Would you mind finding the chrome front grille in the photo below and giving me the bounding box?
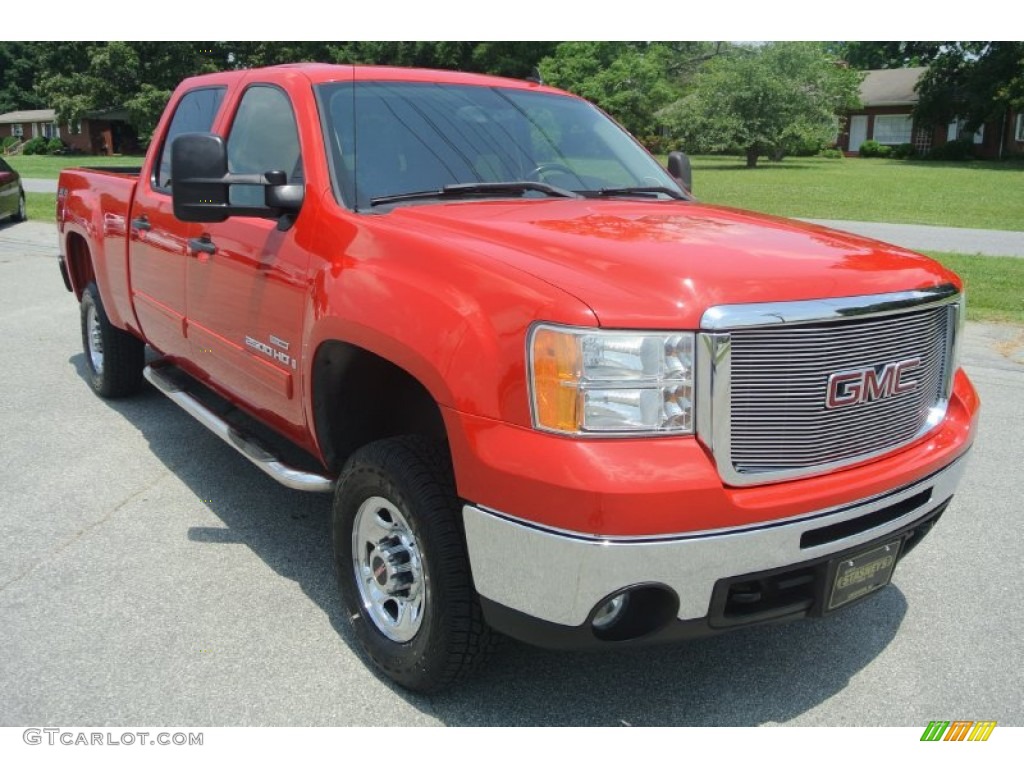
[697,285,960,486]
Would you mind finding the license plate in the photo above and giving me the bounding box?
[827,540,901,611]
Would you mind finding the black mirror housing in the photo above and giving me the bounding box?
[266,183,304,211]
[171,133,304,223]
[171,133,231,223]
[667,151,693,194]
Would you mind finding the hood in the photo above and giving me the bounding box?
[388,199,959,329]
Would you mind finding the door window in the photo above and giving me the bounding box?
[226,85,303,207]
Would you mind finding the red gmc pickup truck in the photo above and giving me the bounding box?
[57,64,979,692]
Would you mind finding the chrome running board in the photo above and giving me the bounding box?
[143,364,335,493]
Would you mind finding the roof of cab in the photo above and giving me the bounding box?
[180,63,567,96]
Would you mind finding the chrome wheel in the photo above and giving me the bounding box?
[352,495,425,642]
[86,303,104,374]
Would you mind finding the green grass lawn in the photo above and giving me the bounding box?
[684,155,1024,232]
[6,154,145,179]
[25,192,56,221]
[925,251,1024,324]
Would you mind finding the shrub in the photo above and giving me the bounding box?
[640,134,670,155]
[789,138,826,157]
[858,139,894,158]
[890,142,916,159]
[1,136,18,152]
[46,138,65,155]
[927,138,975,161]
[818,148,844,159]
[21,136,49,155]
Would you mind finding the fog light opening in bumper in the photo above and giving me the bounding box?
[592,593,630,631]
[590,585,679,642]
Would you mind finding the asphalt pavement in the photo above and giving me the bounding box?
[801,218,1024,258]
[1,219,1022,726]
[20,178,57,194]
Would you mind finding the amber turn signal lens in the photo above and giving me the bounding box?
[531,328,581,432]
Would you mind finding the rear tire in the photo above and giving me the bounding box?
[333,435,495,692]
[80,282,144,398]
[14,193,26,222]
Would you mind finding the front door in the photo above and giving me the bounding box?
[185,83,310,435]
[849,115,868,153]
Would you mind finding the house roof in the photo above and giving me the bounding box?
[0,109,57,124]
[859,67,927,107]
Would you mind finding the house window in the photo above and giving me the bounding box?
[874,114,914,144]
[11,123,23,138]
[42,122,60,140]
[947,118,985,144]
[1015,113,1024,143]
[67,121,82,135]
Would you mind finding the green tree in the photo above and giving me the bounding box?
[914,42,1024,148]
[0,42,47,114]
[37,42,222,143]
[661,42,862,167]
[539,42,682,138]
[838,41,944,70]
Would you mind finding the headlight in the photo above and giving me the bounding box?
[529,324,695,435]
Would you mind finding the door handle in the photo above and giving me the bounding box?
[188,236,216,256]
[130,216,151,232]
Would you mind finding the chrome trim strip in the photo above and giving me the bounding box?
[695,333,729,452]
[144,365,335,493]
[942,300,961,399]
[700,284,959,330]
[463,455,968,626]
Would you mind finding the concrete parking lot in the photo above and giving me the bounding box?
[1,219,1022,726]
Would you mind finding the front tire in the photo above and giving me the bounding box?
[333,436,494,692]
[80,282,144,398]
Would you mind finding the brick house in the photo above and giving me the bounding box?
[0,108,139,155]
[839,67,1024,158]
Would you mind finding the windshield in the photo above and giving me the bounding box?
[316,81,681,210]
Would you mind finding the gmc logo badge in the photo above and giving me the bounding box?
[826,358,921,409]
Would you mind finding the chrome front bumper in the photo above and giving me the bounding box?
[463,454,968,628]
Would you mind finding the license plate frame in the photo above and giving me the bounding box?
[827,540,901,612]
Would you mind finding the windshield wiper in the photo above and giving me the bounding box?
[370,181,579,207]
[580,186,686,200]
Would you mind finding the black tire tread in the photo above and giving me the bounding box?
[334,435,497,692]
[81,282,144,398]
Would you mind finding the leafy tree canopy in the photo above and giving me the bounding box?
[913,42,1024,133]
[838,41,945,70]
[0,42,47,114]
[661,42,862,167]
[539,41,724,139]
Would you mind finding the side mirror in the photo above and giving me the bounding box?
[667,151,693,194]
[171,133,304,223]
[171,133,230,222]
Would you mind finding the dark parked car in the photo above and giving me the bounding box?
[0,157,27,223]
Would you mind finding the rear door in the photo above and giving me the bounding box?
[128,86,225,358]
[185,81,311,434]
